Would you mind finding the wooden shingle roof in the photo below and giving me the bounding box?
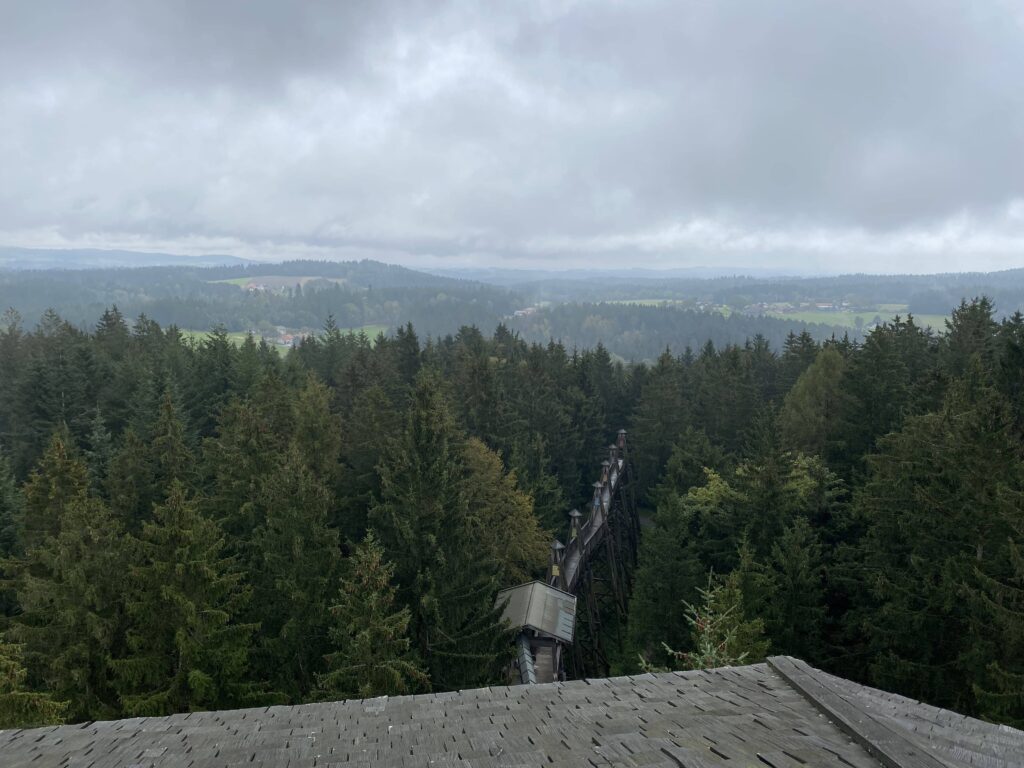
[1,657,1020,767]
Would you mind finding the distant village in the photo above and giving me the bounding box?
[742,300,853,314]
[272,326,302,346]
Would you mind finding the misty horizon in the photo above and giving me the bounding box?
[7,244,1024,280]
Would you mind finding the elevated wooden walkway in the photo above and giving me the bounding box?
[500,430,639,685]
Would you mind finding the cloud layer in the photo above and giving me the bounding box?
[2,0,1023,271]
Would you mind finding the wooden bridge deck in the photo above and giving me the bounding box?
[503,432,637,685]
[559,458,622,593]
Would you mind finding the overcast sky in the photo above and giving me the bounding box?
[2,1,1023,272]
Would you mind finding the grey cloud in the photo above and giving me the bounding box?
[0,0,1022,270]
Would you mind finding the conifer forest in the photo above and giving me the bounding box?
[1,297,1023,730]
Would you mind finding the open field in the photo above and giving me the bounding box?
[210,275,348,290]
[340,323,389,339]
[180,329,257,345]
[598,298,948,332]
[603,299,690,307]
[764,310,948,331]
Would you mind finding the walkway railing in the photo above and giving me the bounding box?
[499,429,637,684]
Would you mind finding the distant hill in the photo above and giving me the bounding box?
[0,258,517,338]
[428,264,1024,317]
[426,265,813,285]
[0,247,253,270]
[202,259,470,289]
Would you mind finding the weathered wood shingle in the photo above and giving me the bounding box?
[1,659,1020,767]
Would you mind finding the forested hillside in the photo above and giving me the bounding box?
[1,298,1023,728]
[456,267,1024,313]
[0,260,854,360]
[509,302,850,358]
[0,261,516,339]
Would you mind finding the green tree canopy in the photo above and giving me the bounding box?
[316,532,428,700]
[113,481,255,716]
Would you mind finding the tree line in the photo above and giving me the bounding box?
[509,301,849,360]
[626,298,1024,727]
[1,297,1022,728]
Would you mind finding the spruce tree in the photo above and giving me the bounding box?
[694,344,759,455]
[631,350,688,502]
[15,314,96,473]
[763,518,826,662]
[967,485,1024,726]
[451,326,511,448]
[778,330,820,394]
[20,428,89,551]
[508,435,567,534]
[733,411,804,558]
[186,327,239,437]
[369,371,513,689]
[233,333,265,396]
[150,389,194,490]
[0,310,26,465]
[0,633,66,728]
[851,363,1024,713]
[93,306,134,434]
[105,429,156,532]
[419,541,513,691]
[203,395,289,544]
[0,449,21,618]
[627,492,707,667]
[835,316,938,477]
[316,532,428,700]
[14,493,128,722]
[251,447,340,702]
[685,571,769,669]
[942,297,999,379]
[995,311,1024,434]
[339,384,401,539]
[779,347,849,458]
[729,538,773,634]
[0,449,20,559]
[84,408,113,495]
[392,322,422,388]
[652,427,728,507]
[644,571,768,672]
[369,371,465,595]
[291,374,343,486]
[114,481,255,716]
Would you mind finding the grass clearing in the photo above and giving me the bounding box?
[340,324,389,339]
[180,329,260,346]
[765,310,948,331]
[209,275,348,291]
[603,298,690,307]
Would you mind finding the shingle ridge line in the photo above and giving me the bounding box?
[767,655,949,768]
